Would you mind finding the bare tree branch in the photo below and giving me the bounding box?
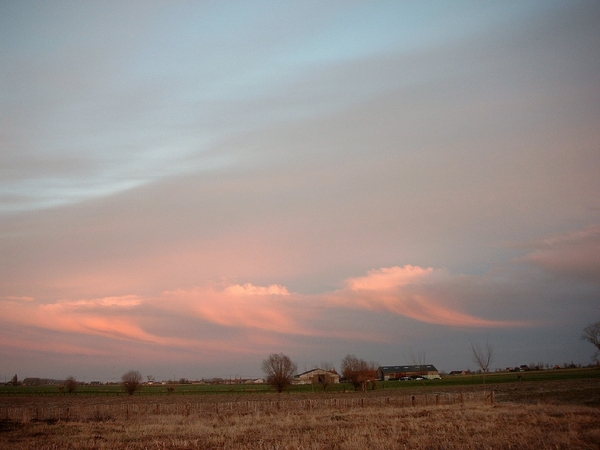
[64,376,78,394]
[122,370,142,395]
[341,354,377,391]
[471,338,494,386]
[471,340,493,372]
[262,353,297,393]
[582,321,600,362]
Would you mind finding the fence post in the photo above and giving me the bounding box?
[411,395,416,407]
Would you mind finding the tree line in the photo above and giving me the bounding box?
[6,322,599,395]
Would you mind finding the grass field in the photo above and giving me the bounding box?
[1,371,599,449]
[2,367,598,397]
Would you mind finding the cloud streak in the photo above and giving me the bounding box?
[333,266,531,328]
[0,264,533,364]
[517,225,600,284]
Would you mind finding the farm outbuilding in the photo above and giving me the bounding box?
[294,368,340,385]
[377,365,440,381]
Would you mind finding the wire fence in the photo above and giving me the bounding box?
[0,390,495,423]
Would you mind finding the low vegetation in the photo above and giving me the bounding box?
[0,377,598,449]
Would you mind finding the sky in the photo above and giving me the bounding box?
[1,1,599,383]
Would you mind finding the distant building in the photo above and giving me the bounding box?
[22,378,63,386]
[377,365,440,381]
[294,368,340,385]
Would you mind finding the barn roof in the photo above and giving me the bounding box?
[295,368,339,377]
[378,365,438,373]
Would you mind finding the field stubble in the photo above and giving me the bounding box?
[1,379,599,449]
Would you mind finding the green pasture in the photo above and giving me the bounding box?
[1,367,598,396]
[379,366,600,389]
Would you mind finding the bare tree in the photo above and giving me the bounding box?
[262,353,297,393]
[582,321,600,362]
[122,370,142,395]
[64,376,78,394]
[471,338,494,386]
[407,347,426,366]
[341,354,377,391]
[407,347,427,380]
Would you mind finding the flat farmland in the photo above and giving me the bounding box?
[1,378,599,449]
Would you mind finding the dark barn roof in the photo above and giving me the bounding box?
[379,365,438,373]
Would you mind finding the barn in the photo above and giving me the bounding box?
[377,365,440,381]
[294,368,340,385]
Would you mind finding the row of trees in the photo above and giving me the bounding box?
[56,371,143,395]
[9,323,598,395]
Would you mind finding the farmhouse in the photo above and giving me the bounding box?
[294,368,340,385]
[377,365,441,381]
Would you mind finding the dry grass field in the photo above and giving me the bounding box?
[1,379,599,449]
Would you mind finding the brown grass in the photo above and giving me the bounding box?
[1,379,599,449]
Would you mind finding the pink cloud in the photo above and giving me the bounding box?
[345,265,436,290]
[3,296,35,302]
[225,283,290,296]
[0,265,530,361]
[0,296,192,347]
[0,334,110,357]
[161,284,310,336]
[517,224,600,283]
[332,265,529,328]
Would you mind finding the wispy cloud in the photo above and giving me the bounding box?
[517,225,600,284]
[0,265,531,362]
[331,266,531,328]
[161,284,307,335]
